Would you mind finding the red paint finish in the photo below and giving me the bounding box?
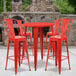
[44,18,62,55]
[33,27,38,70]
[17,20,34,55]
[3,19,31,75]
[23,22,54,70]
[23,22,54,27]
[45,18,73,74]
[40,28,44,59]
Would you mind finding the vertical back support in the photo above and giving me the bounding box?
[61,18,71,37]
[3,19,15,38]
[54,18,62,35]
[17,20,24,36]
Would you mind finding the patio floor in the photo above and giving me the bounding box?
[0,45,76,76]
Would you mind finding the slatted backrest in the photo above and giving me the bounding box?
[54,18,62,35]
[3,19,15,38]
[16,20,24,35]
[17,20,28,36]
[61,18,73,38]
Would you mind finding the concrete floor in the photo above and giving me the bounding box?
[0,45,76,76]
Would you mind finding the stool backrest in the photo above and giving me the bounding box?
[54,18,62,35]
[17,20,27,36]
[16,20,24,36]
[61,18,73,38]
[3,19,15,39]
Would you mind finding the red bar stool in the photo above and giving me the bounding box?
[44,18,62,56]
[45,18,73,74]
[3,19,31,75]
[16,20,34,55]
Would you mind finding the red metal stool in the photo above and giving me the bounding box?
[45,18,73,74]
[3,19,31,75]
[44,18,62,56]
[17,20,34,55]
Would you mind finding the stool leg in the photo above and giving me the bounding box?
[45,40,51,70]
[19,42,21,67]
[22,42,25,64]
[66,39,71,70]
[5,39,10,70]
[55,42,57,66]
[25,40,31,71]
[50,42,52,54]
[44,33,49,56]
[14,40,18,75]
[57,40,62,74]
[52,42,55,58]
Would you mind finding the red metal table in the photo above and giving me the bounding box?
[23,22,55,70]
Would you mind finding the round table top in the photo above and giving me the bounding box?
[23,22,55,27]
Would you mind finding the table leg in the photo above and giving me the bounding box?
[33,27,38,71]
[57,40,62,74]
[40,28,43,59]
[14,39,18,75]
